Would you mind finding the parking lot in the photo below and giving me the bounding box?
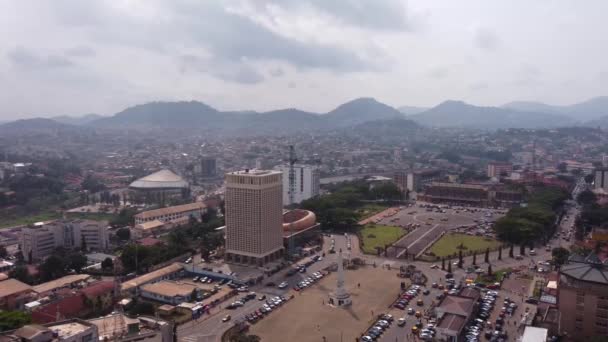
[375,203,505,258]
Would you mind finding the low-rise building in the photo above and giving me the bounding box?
[32,274,91,297]
[435,288,480,341]
[121,263,183,294]
[487,162,513,178]
[134,202,206,225]
[2,319,98,342]
[87,313,173,342]
[0,278,35,310]
[140,281,197,305]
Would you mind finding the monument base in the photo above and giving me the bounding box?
[328,293,352,307]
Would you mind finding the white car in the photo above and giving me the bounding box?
[278,281,289,289]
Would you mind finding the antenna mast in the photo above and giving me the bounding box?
[288,145,297,257]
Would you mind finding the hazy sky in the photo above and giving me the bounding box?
[1,0,608,119]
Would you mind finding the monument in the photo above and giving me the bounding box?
[329,249,352,307]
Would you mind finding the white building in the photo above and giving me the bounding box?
[20,220,109,262]
[595,168,608,190]
[277,165,320,205]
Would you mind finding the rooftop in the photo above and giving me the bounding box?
[227,169,282,176]
[561,253,608,285]
[437,313,466,333]
[135,219,165,230]
[437,295,476,317]
[129,169,189,189]
[49,321,92,339]
[33,274,91,294]
[140,281,197,298]
[121,263,183,292]
[0,278,33,298]
[87,314,139,341]
[134,202,205,220]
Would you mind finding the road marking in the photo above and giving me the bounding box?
[395,224,440,258]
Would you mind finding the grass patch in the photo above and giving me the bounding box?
[428,233,501,258]
[66,212,116,221]
[0,211,61,229]
[355,203,389,220]
[360,224,406,254]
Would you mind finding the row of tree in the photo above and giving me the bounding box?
[301,180,402,232]
[494,186,569,246]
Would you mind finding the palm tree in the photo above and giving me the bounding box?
[484,248,490,263]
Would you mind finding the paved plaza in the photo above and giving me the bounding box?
[251,266,405,342]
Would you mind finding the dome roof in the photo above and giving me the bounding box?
[129,169,189,189]
[283,209,317,232]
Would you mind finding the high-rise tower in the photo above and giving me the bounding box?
[224,169,284,266]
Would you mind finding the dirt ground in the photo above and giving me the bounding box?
[250,265,406,342]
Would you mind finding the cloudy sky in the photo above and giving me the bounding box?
[1,0,607,119]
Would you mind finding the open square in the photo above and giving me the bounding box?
[250,266,405,342]
[359,224,407,254]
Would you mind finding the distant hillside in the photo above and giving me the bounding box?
[411,100,574,129]
[586,115,608,128]
[87,98,405,133]
[323,98,403,126]
[398,105,429,116]
[503,96,608,122]
[0,118,91,136]
[51,114,104,125]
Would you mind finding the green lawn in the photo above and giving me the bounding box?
[355,203,389,220]
[428,233,501,258]
[360,224,406,254]
[0,211,61,229]
[66,212,116,221]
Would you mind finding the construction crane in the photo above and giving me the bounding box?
[288,145,298,257]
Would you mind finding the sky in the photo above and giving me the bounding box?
[1,0,608,119]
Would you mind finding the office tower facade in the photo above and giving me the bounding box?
[200,157,217,178]
[20,220,109,262]
[224,169,284,266]
[487,162,513,178]
[277,165,320,205]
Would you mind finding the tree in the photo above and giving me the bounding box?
[110,208,137,228]
[0,245,7,258]
[520,244,526,256]
[584,174,595,184]
[552,247,570,267]
[0,311,32,332]
[441,258,445,271]
[487,264,493,276]
[509,244,514,258]
[129,300,155,316]
[458,250,463,268]
[39,255,67,282]
[485,248,490,263]
[472,252,477,266]
[101,257,114,270]
[557,162,567,173]
[577,190,597,206]
[116,227,131,240]
[9,264,33,284]
[447,259,452,273]
[68,252,87,273]
[190,288,198,302]
[498,246,502,260]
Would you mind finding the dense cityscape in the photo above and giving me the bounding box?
[2,2,608,342]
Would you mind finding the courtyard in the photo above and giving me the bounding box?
[250,265,405,342]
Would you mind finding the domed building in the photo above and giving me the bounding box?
[129,169,190,204]
[282,209,321,249]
